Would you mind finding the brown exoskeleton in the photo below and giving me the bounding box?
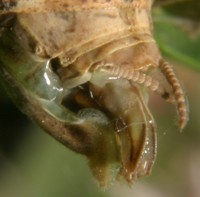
[0,0,188,187]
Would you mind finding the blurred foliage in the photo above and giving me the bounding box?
[161,0,200,21]
[0,3,200,197]
[153,8,200,71]
[0,123,109,197]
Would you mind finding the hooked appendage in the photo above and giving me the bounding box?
[159,59,188,129]
[100,60,188,130]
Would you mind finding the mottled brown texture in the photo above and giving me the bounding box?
[0,0,188,187]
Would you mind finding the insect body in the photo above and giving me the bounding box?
[0,0,188,187]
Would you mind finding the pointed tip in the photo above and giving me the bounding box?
[179,116,189,132]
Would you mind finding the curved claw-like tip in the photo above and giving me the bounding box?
[65,73,157,187]
[159,59,189,130]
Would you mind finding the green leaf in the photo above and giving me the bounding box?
[153,9,200,71]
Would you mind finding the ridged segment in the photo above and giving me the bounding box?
[101,65,162,94]
[159,59,188,129]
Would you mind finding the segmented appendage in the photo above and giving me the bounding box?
[100,65,169,99]
[100,62,188,130]
[159,59,188,129]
